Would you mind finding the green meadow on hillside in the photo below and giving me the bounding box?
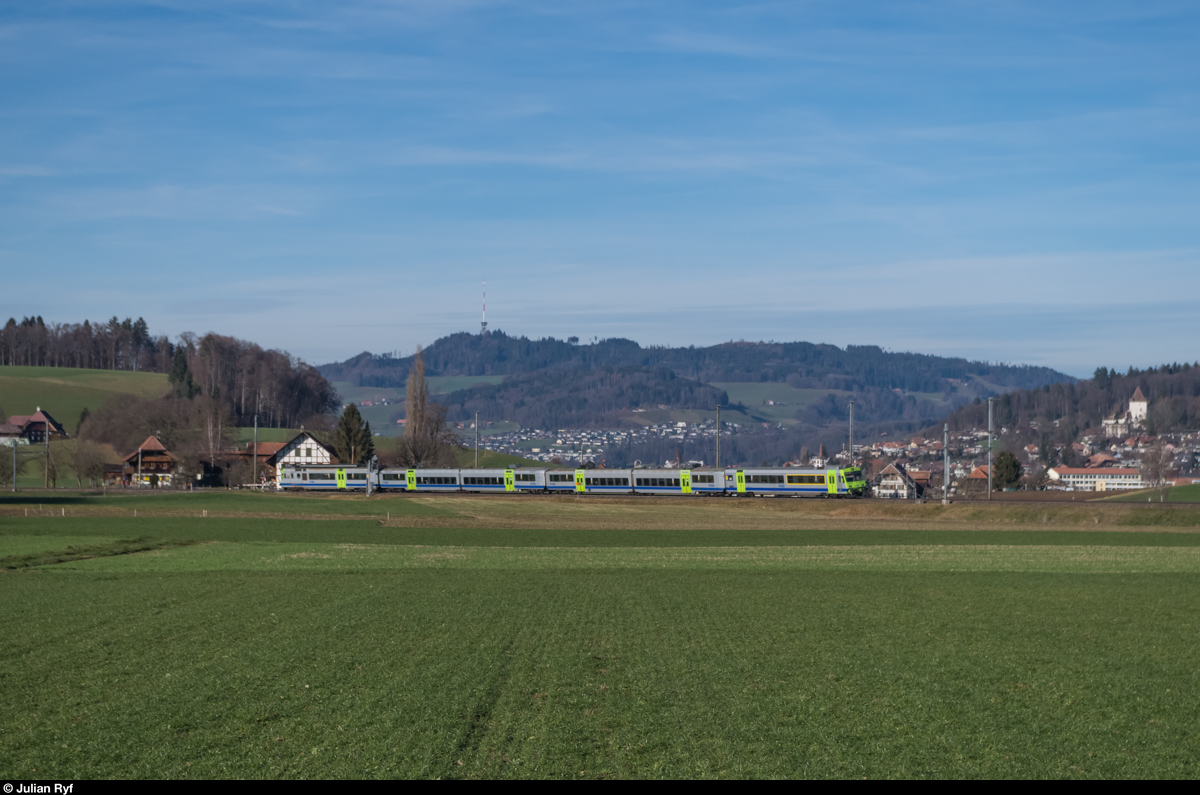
[0,366,169,432]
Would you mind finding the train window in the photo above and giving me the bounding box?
[816,476,825,484]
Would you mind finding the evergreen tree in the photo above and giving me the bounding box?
[167,347,197,398]
[75,406,90,437]
[993,451,1023,490]
[333,403,374,465]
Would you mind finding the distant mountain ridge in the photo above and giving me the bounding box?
[319,331,1074,435]
[321,330,1070,393]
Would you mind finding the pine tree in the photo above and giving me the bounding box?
[993,451,1022,490]
[333,404,373,465]
[168,347,197,398]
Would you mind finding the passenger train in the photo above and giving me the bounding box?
[278,464,868,497]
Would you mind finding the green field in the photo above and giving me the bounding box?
[0,366,169,432]
[2,493,1199,778]
[234,427,299,444]
[1109,483,1200,504]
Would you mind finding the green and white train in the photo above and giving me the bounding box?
[278,464,868,497]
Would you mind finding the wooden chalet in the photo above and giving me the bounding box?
[115,435,179,488]
[3,407,68,444]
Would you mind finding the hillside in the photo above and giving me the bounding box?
[322,331,1069,393]
[0,366,169,433]
[319,331,1074,442]
[934,363,1200,447]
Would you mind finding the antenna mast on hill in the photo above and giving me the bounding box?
[481,281,488,335]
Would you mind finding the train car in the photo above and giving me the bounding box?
[544,469,634,494]
[545,469,579,493]
[631,468,721,495]
[510,469,548,491]
[582,469,634,494]
[458,468,548,492]
[378,468,460,492]
[280,464,371,491]
[724,466,866,497]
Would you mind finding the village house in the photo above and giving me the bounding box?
[875,463,922,499]
[2,407,68,444]
[267,431,338,471]
[114,435,178,488]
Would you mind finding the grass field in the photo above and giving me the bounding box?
[2,492,1198,778]
[1109,483,1200,504]
[0,366,169,431]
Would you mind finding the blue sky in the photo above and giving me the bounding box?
[1,1,1198,376]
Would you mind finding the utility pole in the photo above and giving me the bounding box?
[987,397,994,501]
[943,423,950,505]
[716,405,721,469]
[474,412,479,468]
[253,414,258,486]
[137,447,142,489]
[848,400,855,466]
[44,417,50,489]
[11,440,16,492]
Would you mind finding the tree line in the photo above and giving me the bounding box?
[1,316,171,371]
[937,362,1200,446]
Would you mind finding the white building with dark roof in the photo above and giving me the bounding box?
[1103,388,1148,439]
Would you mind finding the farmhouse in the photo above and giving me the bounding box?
[117,435,179,488]
[3,407,68,444]
[268,431,338,469]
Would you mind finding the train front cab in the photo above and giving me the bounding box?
[841,467,867,497]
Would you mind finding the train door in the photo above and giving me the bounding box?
[680,470,692,494]
[574,469,586,493]
[735,470,746,494]
[826,469,838,495]
[405,469,416,491]
[336,469,347,490]
[504,470,515,492]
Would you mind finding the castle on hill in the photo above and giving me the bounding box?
[1101,387,1148,438]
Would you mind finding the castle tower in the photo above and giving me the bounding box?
[1129,387,1147,423]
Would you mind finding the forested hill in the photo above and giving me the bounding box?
[936,363,1200,441]
[320,330,1071,394]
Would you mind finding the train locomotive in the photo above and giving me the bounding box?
[278,463,868,497]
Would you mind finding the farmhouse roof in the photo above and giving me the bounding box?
[5,409,67,437]
[247,442,288,457]
[122,435,176,463]
[0,423,23,436]
[968,465,990,479]
[1131,387,1147,402]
